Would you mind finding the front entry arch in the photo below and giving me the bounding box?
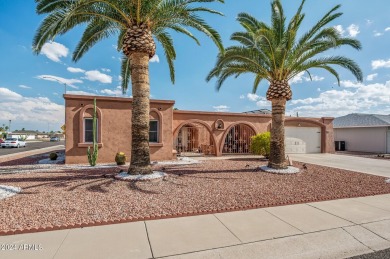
[221,123,257,154]
[173,121,217,156]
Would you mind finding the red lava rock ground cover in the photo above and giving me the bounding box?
[1,158,390,234]
[0,151,64,166]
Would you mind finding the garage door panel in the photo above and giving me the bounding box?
[285,127,321,154]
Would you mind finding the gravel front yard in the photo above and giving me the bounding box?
[1,158,390,234]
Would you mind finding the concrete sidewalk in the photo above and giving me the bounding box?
[1,194,390,259]
[290,154,390,178]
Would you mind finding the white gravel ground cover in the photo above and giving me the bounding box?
[115,171,166,181]
[260,166,300,174]
[152,157,200,165]
[38,154,65,164]
[0,185,21,200]
[386,179,390,184]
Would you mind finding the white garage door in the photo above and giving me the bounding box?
[285,127,321,154]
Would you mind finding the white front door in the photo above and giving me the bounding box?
[285,127,321,154]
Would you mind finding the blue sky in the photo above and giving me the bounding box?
[1,0,390,132]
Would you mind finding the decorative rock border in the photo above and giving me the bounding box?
[114,171,166,181]
[2,191,390,236]
[259,166,300,174]
[152,157,200,166]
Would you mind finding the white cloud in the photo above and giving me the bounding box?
[101,68,111,73]
[213,105,229,112]
[289,72,305,84]
[247,93,260,101]
[100,89,123,96]
[288,80,390,117]
[334,25,345,35]
[36,75,81,89]
[67,90,95,96]
[366,73,378,81]
[374,31,383,37]
[150,55,160,63]
[334,24,360,38]
[0,87,23,101]
[0,87,64,131]
[18,85,31,89]
[239,95,245,99]
[317,88,321,92]
[372,59,390,70]
[340,80,364,88]
[40,42,69,62]
[255,96,270,108]
[366,19,373,26]
[347,24,360,37]
[289,72,323,84]
[385,27,390,31]
[310,75,325,82]
[67,67,85,73]
[84,70,112,84]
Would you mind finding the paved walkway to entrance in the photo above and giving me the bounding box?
[1,194,390,259]
[290,154,390,178]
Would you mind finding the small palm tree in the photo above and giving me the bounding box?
[207,0,362,169]
[33,0,224,175]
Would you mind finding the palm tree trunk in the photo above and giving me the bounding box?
[128,52,153,175]
[268,98,288,169]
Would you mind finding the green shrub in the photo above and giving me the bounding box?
[115,152,127,165]
[250,132,271,158]
[49,152,58,160]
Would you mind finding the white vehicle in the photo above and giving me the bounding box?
[1,138,26,148]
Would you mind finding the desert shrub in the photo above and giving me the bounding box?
[49,152,58,160]
[115,152,127,165]
[250,132,271,158]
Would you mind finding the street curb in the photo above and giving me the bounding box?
[0,145,65,163]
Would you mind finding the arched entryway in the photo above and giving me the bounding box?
[221,123,256,154]
[174,122,216,156]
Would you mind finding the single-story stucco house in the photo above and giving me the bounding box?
[334,113,390,153]
[8,131,38,140]
[64,94,335,164]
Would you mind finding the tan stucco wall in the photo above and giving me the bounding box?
[64,95,175,164]
[334,127,387,153]
[64,95,334,164]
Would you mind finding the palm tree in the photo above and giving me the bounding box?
[33,0,224,175]
[207,0,362,169]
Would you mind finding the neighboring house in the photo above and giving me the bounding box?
[64,95,335,164]
[334,113,390,153]
[36,133,50,139]
[9,130,38,140]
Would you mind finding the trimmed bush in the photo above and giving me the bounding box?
[115,152,127,165]
[49,152,58,160]
[250,132,271,158]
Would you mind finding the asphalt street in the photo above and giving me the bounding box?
[0,140,64,156]
[350,248,390,259]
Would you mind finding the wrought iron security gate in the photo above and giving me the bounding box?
[223,124,255,154]
[175,123,215,155]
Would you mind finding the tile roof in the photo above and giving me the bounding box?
[334,113,390,128]
[243,109,272,114]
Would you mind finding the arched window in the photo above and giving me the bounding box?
[78,104,103,147]
[149,110,162,144]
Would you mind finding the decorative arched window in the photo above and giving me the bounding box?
[149,110,162,144]
[78,104,103,147]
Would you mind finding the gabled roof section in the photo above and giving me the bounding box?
[334,113,390,128]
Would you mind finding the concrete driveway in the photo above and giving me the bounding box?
[290,154,390,178]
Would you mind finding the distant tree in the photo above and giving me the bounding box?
[61,124,66,134]
[22,128,25,131]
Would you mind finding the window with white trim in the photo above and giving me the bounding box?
[149,120,159,143]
